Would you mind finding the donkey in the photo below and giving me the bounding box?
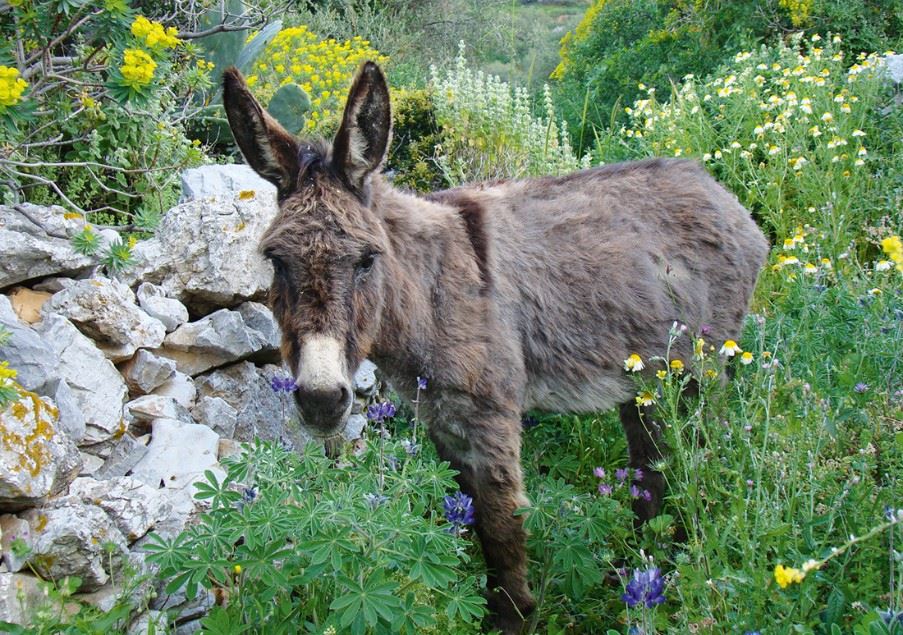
[223,61,769,633]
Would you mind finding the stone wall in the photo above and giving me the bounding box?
[0,166,377,631]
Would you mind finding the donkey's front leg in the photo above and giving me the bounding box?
[432,415,535,634]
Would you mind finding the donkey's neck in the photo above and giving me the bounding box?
[368,178,490,391]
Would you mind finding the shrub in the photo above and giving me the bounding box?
[0,2,211,228]
[388,88,450,193]
[245,25,388,133]
[595,34,902,252]
[553,0,903,150]
[145,433,488,633]
[428,45,589,186]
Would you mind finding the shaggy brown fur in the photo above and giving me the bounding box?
[223,62,769,633]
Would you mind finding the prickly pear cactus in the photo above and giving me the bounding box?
[266,83,311,134]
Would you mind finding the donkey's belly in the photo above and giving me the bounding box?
[524,372,633,414]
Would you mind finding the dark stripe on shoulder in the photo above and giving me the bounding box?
[427,191,491,292]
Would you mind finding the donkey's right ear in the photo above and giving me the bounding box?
[222,67,300,198]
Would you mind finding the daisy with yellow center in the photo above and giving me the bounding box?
[623,354,644,372]
[635,390,656,407]
[740,351,754,365]
[720,340,742,357]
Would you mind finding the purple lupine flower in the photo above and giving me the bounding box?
[443,491,476,534]
[367,401,396,422]
[593,467,606,479]
[598,483,613,496]
[854,382,869,393]
[633,468,644,482]
[417,376,428,390]
[616,468,629,482]
[364,492,389,509]
[270,375,297,393]
[642,489,652,502]
[622,567,666,608]
[401,439,420,456]
[629,484,642,499]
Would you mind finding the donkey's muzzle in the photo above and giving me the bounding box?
[295,383,352,432]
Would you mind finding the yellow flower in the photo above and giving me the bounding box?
[120,48,156,89]
[656,370,667,380]
[740,351,754,365]
[131,15,180,51]
[623,354,645,373]
[0,65,28,108]
[127,235,138,249]
[669,359,684,373]
[0,361,18,383]
[694,338,706,358]
[720,340,742,357]
[635,390,656,407]
[233,564,242,574]
[774,564,805,588]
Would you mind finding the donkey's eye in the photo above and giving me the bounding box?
[355,251,377,278]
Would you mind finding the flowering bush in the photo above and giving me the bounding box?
[598,34,900,251]
[245,25,387,132]
[145,431,488,632]
[0,2,211,227]
[429,44,590,185]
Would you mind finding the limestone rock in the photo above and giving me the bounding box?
[128,610,168,635]
[121,165,278,314]
[34,315,128,445]
[78,452,104,477]
[0,572,51,626]
[119,349,177,397]
[152,371,196,410]
[43,277,166,362]
[130,418,221,516]
[353,360,378,397]
[191,395,238,438]
[195,362,308,446]
[160,307,280,376]
[0,204,96,289]
[136,282,189,332]
[886,54,903,84]
[0,388,82,509]
[93,434,149,481]
[7,287,51,324]
[126,395,193,425]
[21,500,128,592]
[0,295,58,393]
[0,514,32,572]
[68,477,171,543]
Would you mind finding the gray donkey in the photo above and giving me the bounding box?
[223,61,769,633]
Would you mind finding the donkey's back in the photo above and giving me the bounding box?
[438,158,769,414]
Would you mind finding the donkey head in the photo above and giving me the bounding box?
[223,62,392,438]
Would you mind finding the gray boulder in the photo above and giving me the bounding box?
[121,165,278,314]
[195,361,308,446]
[130,418,221,517]
[191,395,238,438]
[153,370,197,409]
[34,315,128,445]
[353,359,378,397]
[126,394,193,425]
[68,476,172,543]
[0,204,95,289]
[0,295,57,393]
[119,349,177,397]
[0,389,82,509]
[159,306,280,376]
[136,282,189,332]
[0,514,32,572]
[93,434,149,481]
[21,500,128,592]
[42,277,166,362]
[0,572,52,626]
[885,54,903,84]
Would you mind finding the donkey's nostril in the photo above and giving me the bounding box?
[296,383,352,422]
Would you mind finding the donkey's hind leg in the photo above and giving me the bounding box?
[430,414,535,635]
[619,401,666,522]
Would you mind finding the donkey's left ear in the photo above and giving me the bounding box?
[332,61,392,193]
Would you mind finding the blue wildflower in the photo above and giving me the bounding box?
[622,567,666,608]
[417,376,428,390]
[270,374,297,393]
[367,401,396,423]
[854,382,869,393]
[364,492,389,509]
[616,467,629,482]
[878,609,903,627]
[521,415,539,429]
[443,491,476,534]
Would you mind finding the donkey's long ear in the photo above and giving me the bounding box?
[332,61,391,193]
[222,67,300,199]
